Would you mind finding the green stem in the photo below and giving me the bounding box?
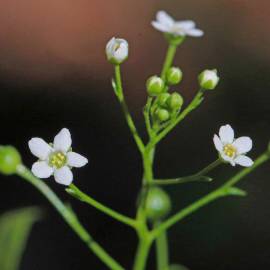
[149,90,204,148]
[66,184,137,228]
[151,152,269,238]
[154,221,169,270]
[153,159,221,186]
[16,165,124,270]
[144,97,153,138]
[132,238,152,270]
[114,65,145,153]
[161,44,178,80]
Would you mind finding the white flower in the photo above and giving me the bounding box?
[152,11,203,37]
[213,124,253,167]
[106,37,129,64]
[28,128,88,186]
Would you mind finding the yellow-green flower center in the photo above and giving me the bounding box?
[223,144,237,158]
[49,151,67,169]
[113,43,121,51]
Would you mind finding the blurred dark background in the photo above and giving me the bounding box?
[1,0,270,269]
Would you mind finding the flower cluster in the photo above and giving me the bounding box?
[27,11,254,191]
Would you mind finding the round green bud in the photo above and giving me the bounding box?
[0,146,21,175]
[167,92,183,111]
[157,93,171,107]
[166,67,183,85]
[146,76,165,96]
[198,69,219,90]
[145,187,172,221]
[155,108,170,122]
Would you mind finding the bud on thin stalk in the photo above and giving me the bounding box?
[106,37,129,65]
[166,67,183,85]
[198,69,219,90]
[146,76,165,96]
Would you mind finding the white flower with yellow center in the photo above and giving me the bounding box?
[28,128,88,186]
[152,11,203,37]
[213,124,253,167]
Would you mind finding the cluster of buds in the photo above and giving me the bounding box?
[145,67,183,125]
[154,92,183,123]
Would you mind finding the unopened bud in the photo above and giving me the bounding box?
[106,37,129,65]
[146,76,165,96]
[166,67,183,85]
[167,92,183,111]
[156,108,170,122]
[157,93,170,107]
[198,69,219,90]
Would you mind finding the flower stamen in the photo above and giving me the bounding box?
[223,144,237,158]
[49,151,67,169]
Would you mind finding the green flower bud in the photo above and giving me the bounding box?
[166,67,183,85]
[198,69,219,90]
[145,187,172,221]
[157,93,171,107]
[146,76,165,96]
[0,146,21,175]
[167,92,183,111]
[155,108,170,122]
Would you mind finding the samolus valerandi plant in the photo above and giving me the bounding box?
[0,10,269,270]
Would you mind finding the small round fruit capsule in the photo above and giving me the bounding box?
[0,146,21,175]
[145,187,172,221]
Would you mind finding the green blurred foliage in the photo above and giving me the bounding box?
[0,207,42,270]
[170,264,189,270]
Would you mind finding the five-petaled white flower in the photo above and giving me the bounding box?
[152,10,204,37]
[213,124,253,167]
[29,128,88,186]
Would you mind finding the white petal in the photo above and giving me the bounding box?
[219,124,234,144]
[233,136,253,154]
[213,134,223,152]
[234,155,254,167]
[67,152,88,168]
[106,37,115,53]
[54,166,73,186]
[31,161,53,178]
[151,21,170,32]
[175,20,195,30]
[53,128,72,152]
[114,42,128,61]
[186,28,204,37]
[28,138,52,160]
[156,11,174,26]
[220,152,235,166]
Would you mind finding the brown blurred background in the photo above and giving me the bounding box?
[1,0,270,269]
